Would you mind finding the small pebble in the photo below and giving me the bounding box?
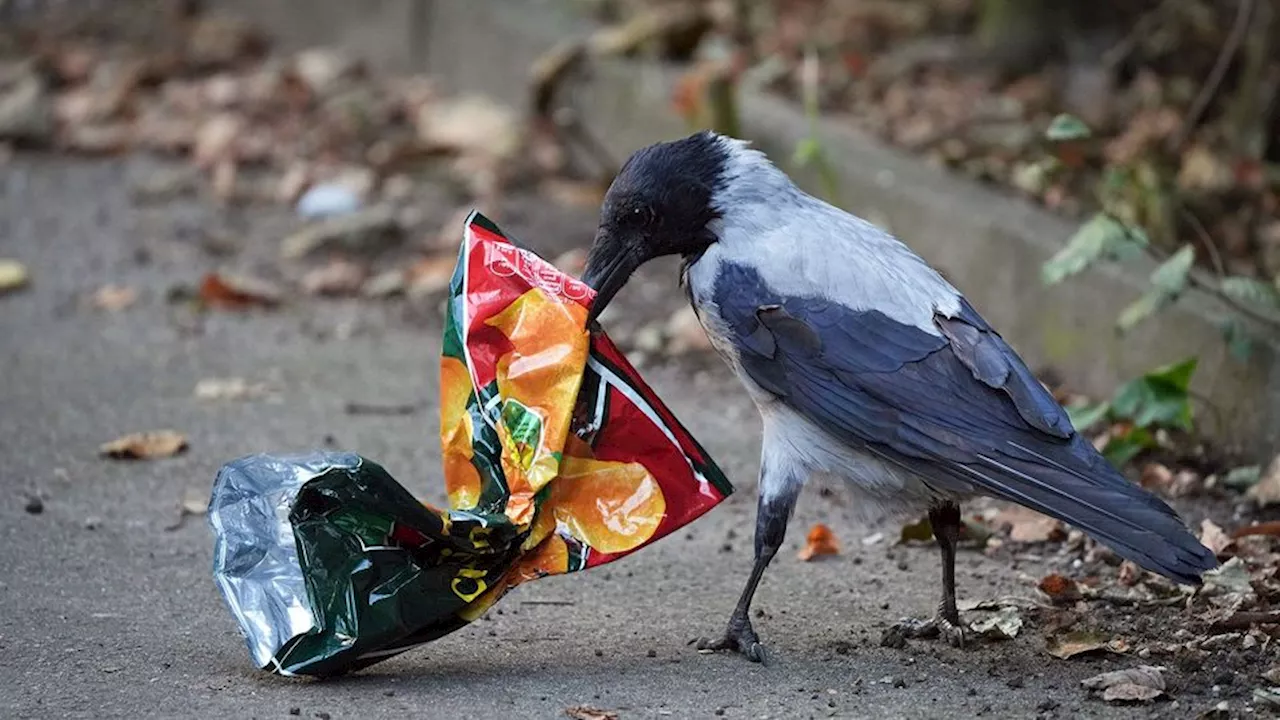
[1006,676,1024,689]
[314,713,331,720]
[646,649,657,658]
[288,710,300,717]
[1037,699,1058,711]
[594,649,603,657]
[83,516,101,530]
[24,495,43,514]
[892,677,906,688]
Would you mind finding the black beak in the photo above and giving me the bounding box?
[582,229,641,326]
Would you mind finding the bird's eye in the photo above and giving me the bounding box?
[621,205,652,229]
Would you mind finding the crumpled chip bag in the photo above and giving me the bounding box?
[208,211,734,677]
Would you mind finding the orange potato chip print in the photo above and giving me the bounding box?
[550,457,667,555]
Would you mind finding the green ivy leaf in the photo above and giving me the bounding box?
[1221,276,1280,312]
[1110,357,1197,430]
[1117,244,1195,332]
[1102,427,1155,467]
[1220,317,1255,362]
[1042,214,1148,286]
[1045,113,1092,141]
[1116,291,1165,333]
[1222,465,1262,490]
[1066,402,1110,432]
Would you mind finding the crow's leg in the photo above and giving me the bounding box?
[882,502,968,648]
[696,451,802,664]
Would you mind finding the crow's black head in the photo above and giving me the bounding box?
[582,131,731,322]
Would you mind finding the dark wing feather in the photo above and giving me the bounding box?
[714,263,1217,585]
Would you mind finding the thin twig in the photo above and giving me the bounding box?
[1101,0,1176,70]
[1178,204,1226,279]
[1175,0,1256,149]
[1113,213,1280,334]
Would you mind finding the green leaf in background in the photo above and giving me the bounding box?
[792,137,821,167]
[1110,357,1197,431]
[1116,244,1195,332]
[1220,317,1255,362]
[1222,465,1262,490]
[1066,401,1111,432]
[1102,427,1155,467]
[1220,276,1280,312]
[1042,213,1148,286]
[1045,113,1092,142]
[1116,291,1164,332]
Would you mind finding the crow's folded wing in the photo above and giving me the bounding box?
[712,262,1216,584]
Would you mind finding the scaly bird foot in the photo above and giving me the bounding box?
[693,617,769,664]
[880,615,968,649]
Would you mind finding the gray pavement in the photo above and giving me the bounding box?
[0,155,1213,719]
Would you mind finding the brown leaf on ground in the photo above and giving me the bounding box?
[564,706,619,720]
[92,284,138,311]
[406,254,456,299]
[1081,665,1166,703]
[1199,519,1234,556]
[99,430,188,460]
[797,523,840,561]
[198,272,283,310]
[0,259,30,294]
[192,113,243,168]
[301,259,366,296]
[1038,573,1082,604]
[1046,629,1125,659]
[1247,456,1280,507]
[164,488,210,531]
[416,95,520,161]
[994,505,1064,543]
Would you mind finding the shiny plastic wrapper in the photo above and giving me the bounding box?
[209,211,734,677]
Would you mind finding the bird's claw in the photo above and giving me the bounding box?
[693,622,769,664]
[881,615,968,649]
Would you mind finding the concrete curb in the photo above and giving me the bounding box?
[227,0,1278,455]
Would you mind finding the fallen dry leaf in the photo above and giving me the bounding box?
[92,284,138,311]
[797,523,840,561]
[99,431,188,460]
[1038,573,1082,604]
[994,505,1064,543]
[1247,455,1280,507]
[164,487,210,531]
[198,272,283,310]
[0,259,29,294]
[564,706,619,720]
[301,259,366,296]
[899,516,934,544]
[1046,629,1125,659]
[1199,518,1234,556]
[280,205,401,259]
[194,377,269,401]
[407,254,456,299]
[192,113,243,168]
[1081,665,1166,703]
[969,606,1023,640]
[416,94,520,161]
